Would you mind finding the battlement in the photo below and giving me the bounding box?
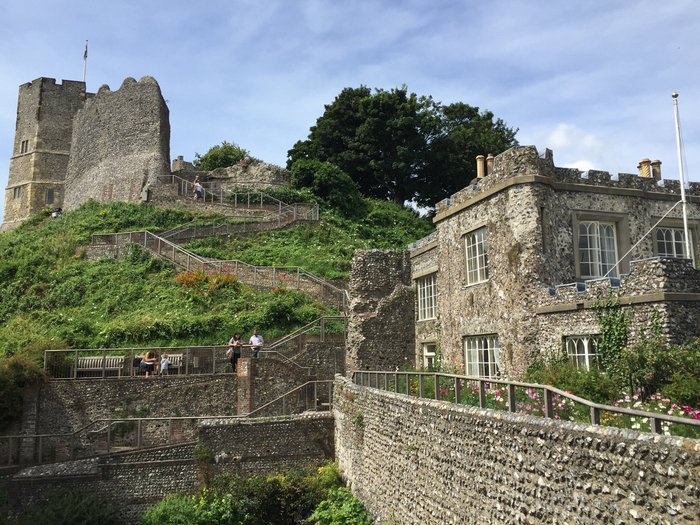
[435,146,700,217]
[537,257,700,308]
[19,77,89,96]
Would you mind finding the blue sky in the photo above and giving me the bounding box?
[1,0,699,220]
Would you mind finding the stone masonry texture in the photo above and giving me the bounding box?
[334,376,700,525]
[2,78,90,229]
[411,145,700,376]
[346,250,415,373]
[63,76,170,210]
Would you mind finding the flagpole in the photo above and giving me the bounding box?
[672,92,691,259]
[82,40,88,84]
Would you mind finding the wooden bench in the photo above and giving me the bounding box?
[75,355,126,377]
[161,353,183,374]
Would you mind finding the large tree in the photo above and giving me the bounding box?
[288,86,518,208]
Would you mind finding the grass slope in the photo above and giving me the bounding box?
[0,199,433,361]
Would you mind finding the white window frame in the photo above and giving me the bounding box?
[655,227,694,263]
[577,221,618,279]
[422,342,437,370]
[464,334,500,378]
[416,273,437,321]
[565,335,600,370]
[464,227,488,285]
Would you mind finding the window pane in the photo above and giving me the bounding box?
[464,335,500,378]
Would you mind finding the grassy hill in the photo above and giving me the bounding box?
[0,198,432,361]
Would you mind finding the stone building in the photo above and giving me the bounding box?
[410,146,700,377]
[2,78,92,229]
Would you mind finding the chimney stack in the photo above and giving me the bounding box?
[476,155,485,179]
[638,158,652,178]
[650,159,662,181]
[486,154,494,176]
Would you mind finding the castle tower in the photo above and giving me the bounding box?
[2,78,91,230]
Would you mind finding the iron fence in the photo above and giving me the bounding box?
[352,370,700,438]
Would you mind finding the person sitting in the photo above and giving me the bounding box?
[160,353,171,375]
[139,350,158,377]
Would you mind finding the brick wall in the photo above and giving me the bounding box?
[334,376,700,525]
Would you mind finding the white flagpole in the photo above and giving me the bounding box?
[82,40,88,84]
[672,92,691,259]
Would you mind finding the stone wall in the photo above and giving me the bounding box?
[8,414,334,524]
[334,376,700,525]
[63,76,170,210]
[210,158,290,190]
[36,375,237,436]
[346,250,415,373]
[199,413,334,476]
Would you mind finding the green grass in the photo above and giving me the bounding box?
[0,198,433,359]
[182,199,434,279]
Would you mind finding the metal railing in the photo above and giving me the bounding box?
[1,381,334,466]
[352,370,700,437]
[44,345,239,379]
[90,230,348,311]
[269,316,348,350]
[158,174,319,221]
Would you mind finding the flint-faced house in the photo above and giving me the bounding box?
[410,146,700,377]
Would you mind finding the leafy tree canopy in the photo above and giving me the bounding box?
[288,86,518,208]
[194,141,249,171]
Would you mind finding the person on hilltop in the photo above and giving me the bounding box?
[226,332,243,372]
[249,329,263,358]
[192,176,204,202]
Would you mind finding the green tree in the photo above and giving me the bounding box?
[288,86,517,208]
[194,141,249,171]
[290,159,366,218]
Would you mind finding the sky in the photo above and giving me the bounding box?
[1,0,699,220]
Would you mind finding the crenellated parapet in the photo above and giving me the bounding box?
[536,257,700,308]
[435,146,700,220]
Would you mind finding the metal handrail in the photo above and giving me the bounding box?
[245,380,334,417]
[1,381,334,466]
[351,370,700,436]
[269,316,348,349]
[90,229,348,311]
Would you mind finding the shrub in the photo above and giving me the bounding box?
[194,141,249,171]
[0,355,45,429]
[307,487,374,525]
[141,492,244,525]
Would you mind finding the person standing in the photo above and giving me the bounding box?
[227,332,242,372]
[193,179,204,201]
[249,329,263,358]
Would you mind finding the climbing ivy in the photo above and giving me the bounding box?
[594,293,629,378]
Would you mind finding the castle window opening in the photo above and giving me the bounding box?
[464,227,488,285]
[565,335,600,370]
[655,227,694,263]
[577,221,619,279]
[20,139,28,154]
[13,186,21,199]
[464,334,500,378]
[46,188,54,205]
[416,273,437,320]
[422,342,437,369]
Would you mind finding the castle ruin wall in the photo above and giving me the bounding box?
[63,76,170,210]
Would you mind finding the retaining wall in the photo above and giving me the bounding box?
[334,376,700,525]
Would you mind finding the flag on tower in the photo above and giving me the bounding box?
[83,41,88,60]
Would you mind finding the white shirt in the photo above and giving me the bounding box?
[249,334,264,347]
